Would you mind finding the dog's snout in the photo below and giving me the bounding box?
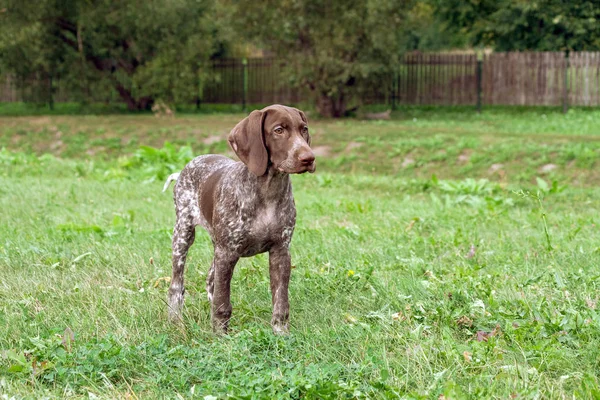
[298,151,315,165]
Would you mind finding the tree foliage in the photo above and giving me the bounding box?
[231,0,415,117]
[403,1,468,51]
[3,0,595,115]
[437,0,600,51]
[0,0,220,110]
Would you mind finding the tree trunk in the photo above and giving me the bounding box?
[115,83,153,111]
[54,27,153,111]
[315,91,347,118]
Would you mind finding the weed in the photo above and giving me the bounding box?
[122,142,194,181]
[514,189,554,252]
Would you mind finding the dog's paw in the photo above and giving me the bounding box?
[272,323,289,336]
[168,310,184,324]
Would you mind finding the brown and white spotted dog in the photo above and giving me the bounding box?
[163,104,315,334]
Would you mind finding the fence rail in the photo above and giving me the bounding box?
[2,51,600,110]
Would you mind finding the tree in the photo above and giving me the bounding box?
[0,0,220,110]
[436,0,600,51]
[231,0,415,117]
[403,1,469,51]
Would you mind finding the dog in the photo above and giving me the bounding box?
[163,104,315,334]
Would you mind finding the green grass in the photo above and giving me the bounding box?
[0,102,302,117]
[1,107,600,398]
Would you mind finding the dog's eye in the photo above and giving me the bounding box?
[274,127,284,134]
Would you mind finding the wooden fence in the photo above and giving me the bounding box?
[2,52,600,109]
[393,53,478,106]
[202,58,305,105]
[569,52,600,107]
[483,52,567,106]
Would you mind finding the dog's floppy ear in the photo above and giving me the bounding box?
[294,107,311,146]
[228,109,268,176]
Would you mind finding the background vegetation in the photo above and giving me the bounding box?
[2,0,598,116]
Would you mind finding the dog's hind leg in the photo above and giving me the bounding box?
[168,218,195,322]
[206,260,215,302]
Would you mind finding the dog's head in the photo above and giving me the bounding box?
[228,104,315,176]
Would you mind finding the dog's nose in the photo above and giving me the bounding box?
[298,151,315,165]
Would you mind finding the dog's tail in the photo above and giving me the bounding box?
[162,172,180,192]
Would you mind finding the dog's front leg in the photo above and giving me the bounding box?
[211,247,239,334]
[269,245,291,335]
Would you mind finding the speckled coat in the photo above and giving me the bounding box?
[165,105,315,334]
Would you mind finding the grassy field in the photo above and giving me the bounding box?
[1,106,600,398]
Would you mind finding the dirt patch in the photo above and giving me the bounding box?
[202,135,224,145]
[363,110,391,120]
[488,163,504,174]
[457,150,472,164]
[345,142,363,152]
[402,157,415,168]
[312,145,331,157]
[27,117,52,126]
[86,147,106,156]
[49,140,64,152]
[539,163,558,174]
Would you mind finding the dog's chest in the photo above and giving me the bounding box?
[256,203,278,230]
[250,201,293,237]
[232,200,295,256]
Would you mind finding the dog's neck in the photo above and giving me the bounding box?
[252,166,291,200]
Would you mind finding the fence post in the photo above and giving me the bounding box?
[48,74,54,111]
[242,58,248,112]
[196,68,201,110]
[391,69,397,111]
[476,53,483,113]
[562,50,569,114]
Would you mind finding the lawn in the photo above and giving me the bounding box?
[1,106,600,398]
